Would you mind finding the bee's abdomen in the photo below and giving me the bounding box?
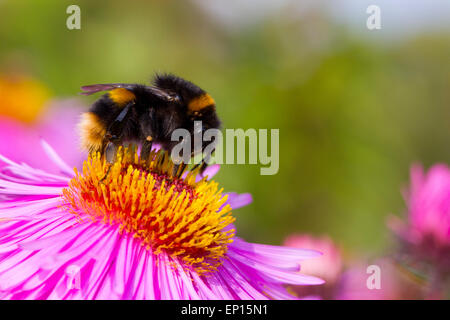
[187,93,215,112]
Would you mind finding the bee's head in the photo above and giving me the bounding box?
[153,74,216,112]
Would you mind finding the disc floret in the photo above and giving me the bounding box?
[63,147,235,274]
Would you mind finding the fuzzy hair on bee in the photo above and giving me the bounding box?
[78,74,221,175]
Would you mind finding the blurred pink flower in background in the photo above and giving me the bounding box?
[336,258,422,300]
[284,235,425,299]
[283,234,342,299]
[0,100,86,173]
[0,73,86,173]
[389,164,450,297]
[284,234,342,283]
[405,164,450,247]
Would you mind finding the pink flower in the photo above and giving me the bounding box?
[284,235,342,284]
[283,234,341,299]
[0,143,323,299]
[336,259,421,300]
[389,165,450,268]
[406,164,450,246]
[388,164,450,296]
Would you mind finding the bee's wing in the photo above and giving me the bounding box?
[80,83,180,102]
[80,83,131,95]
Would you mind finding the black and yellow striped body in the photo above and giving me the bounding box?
[79,87,138,153]
[78,74,221,156]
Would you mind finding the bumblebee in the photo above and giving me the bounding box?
[78,74,221,175]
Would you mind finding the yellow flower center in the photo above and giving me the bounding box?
[62,147,235,274]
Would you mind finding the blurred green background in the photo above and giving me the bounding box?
[0,0,449,256]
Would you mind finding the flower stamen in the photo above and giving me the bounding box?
[62,147,235,274]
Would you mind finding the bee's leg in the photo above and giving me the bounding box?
[199,161,208,175]
[171,137,190,178]
[191,160,208,175]
[100,141,119,182]
[173,162,187,179]
[140,136,153,162]
[158,152,166,167]
[105,140,119,164]
[191,146,215,176]
[99,101,134,182]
